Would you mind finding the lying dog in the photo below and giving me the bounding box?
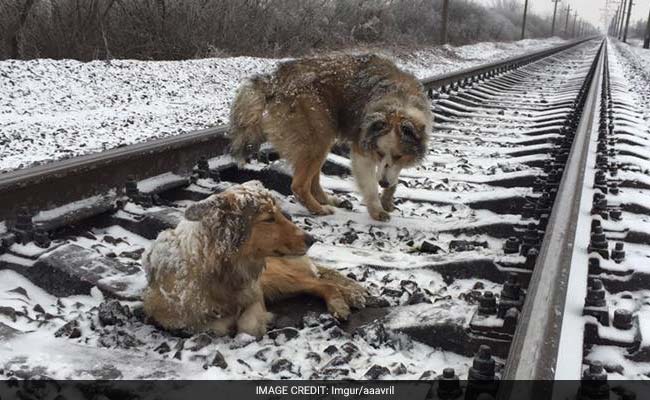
[142,181,366,337]
[229,54,432,221]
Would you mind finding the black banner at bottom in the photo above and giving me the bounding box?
[0,379,647,400]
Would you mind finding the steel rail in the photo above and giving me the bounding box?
[420,37,597,93]
[498,39,606,391]
[0,37,599,223]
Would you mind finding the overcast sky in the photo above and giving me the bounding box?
[475,0,649,31]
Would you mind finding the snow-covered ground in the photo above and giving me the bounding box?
[575,39,650,380]
[0,40,600,381]
[0,37,566,172]
[624,39,650,75]
[614,40,650,123]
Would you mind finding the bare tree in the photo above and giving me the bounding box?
[4,0,38,58]
[0,0,558,61]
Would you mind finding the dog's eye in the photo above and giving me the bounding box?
[393,154,402,161]
[377,151,386,159]
[401,124,416,138]
[370,121,386,132]
[261,215,275,223]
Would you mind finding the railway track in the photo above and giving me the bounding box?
[2,36,648,394]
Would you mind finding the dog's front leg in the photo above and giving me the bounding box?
[380,184,397,212]
[210,315,237,337]
[351,150,389,221]
[237,301,269,338]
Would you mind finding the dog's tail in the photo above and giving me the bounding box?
[229,75,271,163]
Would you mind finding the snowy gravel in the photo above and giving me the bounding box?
[574,39,650,380]
[0,38,566,172]
[0,41,601,381]
[623,40,650,75]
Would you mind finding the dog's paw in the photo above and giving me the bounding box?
[211,317,237,337]
[329,195,353,210]
[327,297,351,321]
[336,279,368,310]
[369,208,390,222]
[342,283,368,309]
[238,322,267,339]
[346,289,368,310]
[313,205,335,216]
[380,196,395,212]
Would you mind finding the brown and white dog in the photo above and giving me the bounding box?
[142,181,366,338]
[229,54,431,221]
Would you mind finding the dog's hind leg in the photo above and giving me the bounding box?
[292,155,335,215]
[262,257,360,320]
[316,266,368,310]
[310,167,330,205]
[294,279,351,320]
[309,155,345,208]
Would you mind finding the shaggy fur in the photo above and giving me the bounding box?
[229,54,432,221]
[142,181,367,337]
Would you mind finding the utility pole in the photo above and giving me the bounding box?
[623,0,634,43]
[643,4,650,49]
[616,1,623,36]
[612,2,621,36]
[564,5,572,37]
[618,0,627,39]
[551,0,561,36]
[572,11,578,37]
[521,0,529,40]
[441,0,449,44]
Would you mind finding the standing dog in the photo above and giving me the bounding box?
[229,54,431,221]
[142,181,366,338]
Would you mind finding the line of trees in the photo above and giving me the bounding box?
[0,0,570,61]
[627,18,648,40]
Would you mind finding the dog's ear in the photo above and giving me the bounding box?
[184,196,219,221]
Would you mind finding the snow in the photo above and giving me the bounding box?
[0,267,473,380]
[0,38,566,173]
[32,191,116,226]
[8,241,52,258]
[571,39,650,379]
[0,38,608,381]
[623,40,650,76]
[137,172,186,194]
[397,37,567,79]
[584,345,650,380]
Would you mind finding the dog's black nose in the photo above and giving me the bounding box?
[304,233,316,248]
[379,179,390,188]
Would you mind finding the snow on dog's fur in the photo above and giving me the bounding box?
[229,54,431,222]
[142,181,367,337]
